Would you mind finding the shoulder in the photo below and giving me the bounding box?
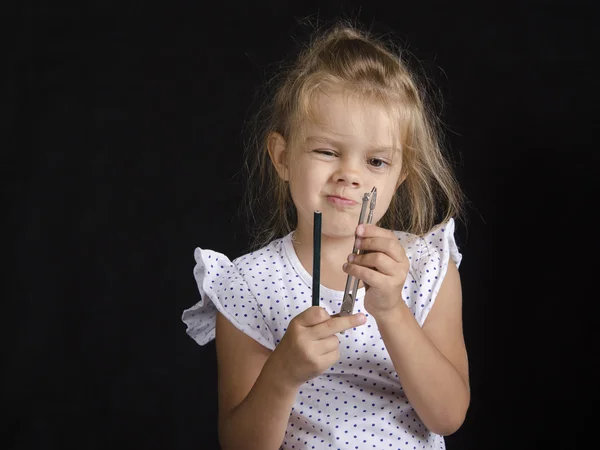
[230,234,291,281]
[191,234,291,291]
[183,235,292,351]
[393,218,461,270]
[392,218,463,326]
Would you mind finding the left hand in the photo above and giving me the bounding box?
[342,223,410,319]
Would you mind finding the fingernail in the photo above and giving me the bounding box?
[348,254,355,262]
[356,224,364,236]
[357,314,366,324]
[343,263,348,270]
[355,238,362,248]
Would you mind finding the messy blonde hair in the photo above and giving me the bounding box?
[241,20,464,251]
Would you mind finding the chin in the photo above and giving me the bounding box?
[322,222,356,239]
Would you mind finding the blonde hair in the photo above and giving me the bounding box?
[241,20,464,251]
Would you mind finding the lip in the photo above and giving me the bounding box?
[326,195,358,207]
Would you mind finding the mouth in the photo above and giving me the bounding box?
[326,195,358,207]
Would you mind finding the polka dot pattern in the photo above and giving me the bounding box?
[182,219,461,449]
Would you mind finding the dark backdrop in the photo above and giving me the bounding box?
[4,1,592,449]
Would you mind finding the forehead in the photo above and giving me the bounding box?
[298,89,403,149]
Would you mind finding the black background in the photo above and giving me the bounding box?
[3,1,593,449]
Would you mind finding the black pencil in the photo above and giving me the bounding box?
[312,211,321,307]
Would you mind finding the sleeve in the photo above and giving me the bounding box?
[409,218,462,327]
[181,247,276,351]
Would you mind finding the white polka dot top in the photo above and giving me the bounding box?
[182,219,462,450]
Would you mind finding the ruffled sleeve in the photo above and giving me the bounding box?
[181,247,276,351]
[405,218,462,327]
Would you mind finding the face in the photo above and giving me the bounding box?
[271,89,405,239]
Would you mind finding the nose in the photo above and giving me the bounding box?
[334,159,362,188]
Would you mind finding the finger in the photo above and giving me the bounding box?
[343,262,387,290]
[355,224,406,262]
[312,313,367,339]
[319,345,340,362]
[356,223,398,240]
[348,251,397,276]
[316,335,340,355]
[355,236,406,264]
[295,306,331,327]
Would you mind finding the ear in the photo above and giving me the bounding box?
[267,132,289,181]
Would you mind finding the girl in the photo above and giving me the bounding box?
[182,22,470,450]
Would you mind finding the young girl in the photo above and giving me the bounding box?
[182,22,470,450]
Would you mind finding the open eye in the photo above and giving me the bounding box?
[368,158,389,168]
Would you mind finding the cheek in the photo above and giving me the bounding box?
[290,163,316,186]
[288,172,315,204]
[294,160,327,184]
[373,189,397,221]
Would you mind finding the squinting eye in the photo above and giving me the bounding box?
[314,149,336,157]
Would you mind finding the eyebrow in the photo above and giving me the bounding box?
[305,136,401,153]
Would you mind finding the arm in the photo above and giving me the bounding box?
[375,261,470,436]
[215,312,297,450]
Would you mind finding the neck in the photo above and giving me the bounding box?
[292,218,360,292]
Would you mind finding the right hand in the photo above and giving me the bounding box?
[269,306,367,388]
